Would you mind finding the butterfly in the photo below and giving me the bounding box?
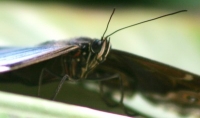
[1,9,198,117]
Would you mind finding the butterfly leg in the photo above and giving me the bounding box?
[99,74,120,107]
[38,68,55,97]
[51,74,70,100]
[38,68,72,100]
[99,74,137,116]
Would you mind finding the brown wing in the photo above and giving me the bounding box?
[88,49,200,106]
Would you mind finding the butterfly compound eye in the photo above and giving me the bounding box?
[91,40,103,53]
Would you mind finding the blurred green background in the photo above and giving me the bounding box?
[0,1,200,118]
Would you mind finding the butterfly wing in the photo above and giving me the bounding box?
[0,40,79,73]
[88,49,200,106]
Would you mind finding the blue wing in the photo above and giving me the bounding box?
[0,41,79,73]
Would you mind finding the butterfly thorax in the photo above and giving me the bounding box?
[64,37,111,80]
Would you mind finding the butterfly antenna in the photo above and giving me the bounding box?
[102,8,116,39]
[106,10,187,37]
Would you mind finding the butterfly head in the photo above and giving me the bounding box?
[80,37,111,79]
[66,37,111,80]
